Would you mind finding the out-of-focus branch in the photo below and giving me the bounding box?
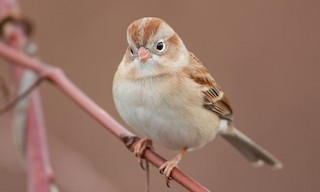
[0,75,45,114]
[0,41,211,192]
[0,76,10,102]
[0,0,57,192]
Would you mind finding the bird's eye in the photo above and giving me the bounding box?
[156,40,165,52]
[130,47,134,55]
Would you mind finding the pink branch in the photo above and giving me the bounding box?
[0,41,210,192]
[1,0,55,192]
[0,2,210,191]
[26,91,54,192]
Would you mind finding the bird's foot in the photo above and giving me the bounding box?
[159,158,179,187]
[159,158,179,178]
[133,138,153,170]
[159,147,188,188]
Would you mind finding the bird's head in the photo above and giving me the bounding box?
[123,17,189,79]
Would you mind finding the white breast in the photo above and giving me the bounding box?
[113,75,220,151]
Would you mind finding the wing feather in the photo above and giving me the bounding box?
[185,52,233,121]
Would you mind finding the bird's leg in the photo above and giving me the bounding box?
[159,147,188,187]
[133,138,153,170]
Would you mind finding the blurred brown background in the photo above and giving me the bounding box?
[1,0,319,191]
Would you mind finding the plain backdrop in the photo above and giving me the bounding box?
[1,1,320,192]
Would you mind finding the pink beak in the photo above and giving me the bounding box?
[138,47,151,62]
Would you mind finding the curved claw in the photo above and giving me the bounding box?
[166,178,172,188]
[159,160,178,189]
[133,138,153,170]
[166,175,174,188]
[159,147,188,188]
[159,160,177,178]
[139,159,147,170]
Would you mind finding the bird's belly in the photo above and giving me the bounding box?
[113,77,220,151]
[116,96,219,151]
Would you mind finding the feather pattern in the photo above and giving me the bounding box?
[185,52,233,121]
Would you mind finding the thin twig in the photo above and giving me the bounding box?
[0,75,44,114]
[145,160,150,192]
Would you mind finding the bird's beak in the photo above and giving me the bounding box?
[138,47,151,63]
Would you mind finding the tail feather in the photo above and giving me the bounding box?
[220,127,283,169]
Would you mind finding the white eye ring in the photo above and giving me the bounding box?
[156,39,165,52]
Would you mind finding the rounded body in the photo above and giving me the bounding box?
[113,67,220,151]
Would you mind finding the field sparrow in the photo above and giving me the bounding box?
[113,17,282,184]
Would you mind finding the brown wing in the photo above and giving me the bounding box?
[185,52,233,121]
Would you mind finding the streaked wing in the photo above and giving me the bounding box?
[185,52,233,121]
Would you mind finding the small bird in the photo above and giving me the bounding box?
[113,17,282,184]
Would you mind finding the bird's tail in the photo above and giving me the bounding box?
[219,123,283,169]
